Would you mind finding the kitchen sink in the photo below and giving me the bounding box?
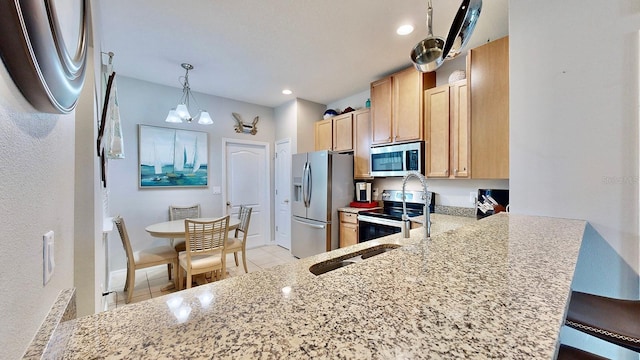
[360,245,399,259]
[309,260,356,276]
[309,244,401,276]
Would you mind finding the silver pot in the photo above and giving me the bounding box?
[410,0,445,72]
[411,0,483,72]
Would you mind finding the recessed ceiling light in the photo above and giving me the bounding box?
[282,89,292,95]
[396,24,414,36]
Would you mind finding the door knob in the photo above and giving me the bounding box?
[284,199,289,203]
[226,201,231,206]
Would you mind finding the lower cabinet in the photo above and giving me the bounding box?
[339,211,358,248]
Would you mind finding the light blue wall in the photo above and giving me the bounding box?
[106,76,276,273]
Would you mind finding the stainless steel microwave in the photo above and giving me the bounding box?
[370,141,424,177]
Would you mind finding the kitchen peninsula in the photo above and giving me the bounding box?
[36,213,585,359]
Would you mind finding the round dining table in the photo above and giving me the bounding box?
[145,216,240,238]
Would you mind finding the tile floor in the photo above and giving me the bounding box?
[106,245,297,309]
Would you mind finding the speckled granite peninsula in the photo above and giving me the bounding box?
[39,213,586,359]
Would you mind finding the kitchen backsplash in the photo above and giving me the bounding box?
[371,177,509,209]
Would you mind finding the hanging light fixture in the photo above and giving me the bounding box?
[165,63,213,125]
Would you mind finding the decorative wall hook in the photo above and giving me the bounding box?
[232,112,259,135]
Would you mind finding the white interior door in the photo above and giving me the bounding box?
[224,140,270,249]
[275,139,291,249]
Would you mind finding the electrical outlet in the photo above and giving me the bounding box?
[469,191,477,204]
[43,231,55,285]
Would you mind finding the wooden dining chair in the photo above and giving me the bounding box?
[169,204,201,252]
[178,215,229,290]
[113,216,178,303]
[167,204,200,279]
[226,205,253,273]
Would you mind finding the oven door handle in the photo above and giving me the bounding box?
[357,215,404,228]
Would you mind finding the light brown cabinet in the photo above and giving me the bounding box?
[339,211,358,248]
[353,109,372,179]
[314,118,333,151]
[424,79,469,178]
[370,66,436,145]
[469,36,509,179]
[314,113,353,152]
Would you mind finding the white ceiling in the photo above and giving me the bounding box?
[95,0,508,108]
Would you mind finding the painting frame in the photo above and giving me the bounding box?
[138,125,209,188]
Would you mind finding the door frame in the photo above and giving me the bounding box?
[275,138,292,249]
[221,137,272,244]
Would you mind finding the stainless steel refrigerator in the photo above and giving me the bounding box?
[291,150,353,258]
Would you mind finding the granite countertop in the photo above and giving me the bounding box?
[43,213,586,359]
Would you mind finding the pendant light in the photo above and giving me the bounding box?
[165,63,213,125]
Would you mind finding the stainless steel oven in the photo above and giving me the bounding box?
[357,190,434,242]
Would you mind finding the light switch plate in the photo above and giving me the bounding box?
[43,230,54,285]
[212,186,221,195]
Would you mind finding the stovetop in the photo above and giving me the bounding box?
[359,190,434,221]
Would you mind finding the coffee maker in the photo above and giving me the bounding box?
[355,182,372,202]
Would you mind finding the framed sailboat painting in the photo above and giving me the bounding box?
[138,125,208,188]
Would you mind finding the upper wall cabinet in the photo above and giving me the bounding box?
[424,79,469,178]
[469,36,509,179]
[314,112,353,152]
[353,109,372,179]
[370,66,436,145]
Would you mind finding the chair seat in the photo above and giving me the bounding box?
[556,344,609,360]
[565,291,640,352]
[179,251,223,271]
[134,245,177,266]
[225,237,243,252]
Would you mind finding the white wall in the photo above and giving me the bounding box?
[326,89,370,114]
[275,99,297,150]
[73,47,106,316]
[296,98,326,154]
[0,57,76,358]
[106,76,275,273]
[510,0,640,358]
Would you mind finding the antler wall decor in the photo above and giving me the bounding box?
[232,112,259,135]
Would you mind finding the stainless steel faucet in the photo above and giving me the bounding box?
[401,171,431,238]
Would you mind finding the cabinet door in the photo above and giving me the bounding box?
[370,77,393,145]
[393,67,423,143]
[314,118,332,151]
[450,80,470,178]
[353,109,372,179]
[424,85,450,178]
[470,36,509,179]
[332,113,353,152]
[339,222,358,248]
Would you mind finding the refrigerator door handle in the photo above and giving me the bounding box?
[303,162,312,208]
[292,218,326,229]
